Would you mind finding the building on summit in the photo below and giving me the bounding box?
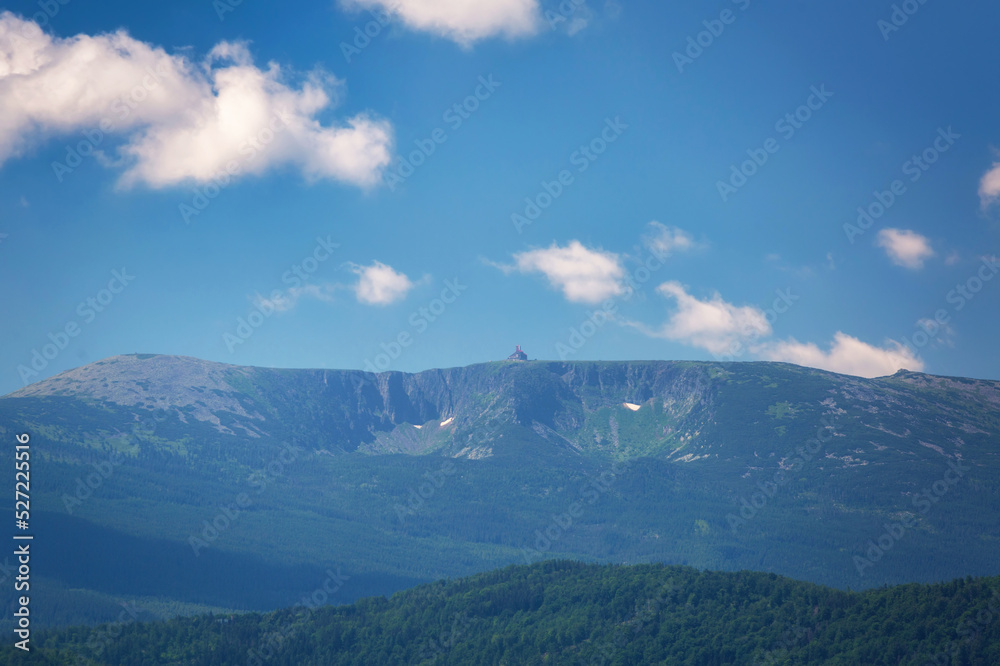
[507,345,528,361]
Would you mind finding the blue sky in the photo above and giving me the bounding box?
[2,0,999,395]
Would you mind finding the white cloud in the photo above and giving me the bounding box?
[508,241,625,304]
[643,221,698,256]
[547,0,621,36]
[0,13,392,188]
[253,284,338,313]
[763,252,817,279]
[916,317,955,347]
[876,228,934,270]
[340,0,541,45]
[251,263,419,312]
[254,291,295,313]
[980,162,1000,209]
[350,261,417,305]
[630,282,923,378]
[760,332,923,378]
[627,281,771,355]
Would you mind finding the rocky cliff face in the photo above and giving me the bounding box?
[8,354,1000,466]
[5,356,726,459]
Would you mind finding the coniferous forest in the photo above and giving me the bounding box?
[6,561,999,665]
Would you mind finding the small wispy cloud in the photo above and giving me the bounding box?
[629,282,923,378]
[876,228,935,270]
[624,281,770,355]
[349,261,422,305]
[497,240,625,304]
[249,261,422,312]
[760,332,923,377]
[253,284,339,313]
[916,317,955,348]
[339,0,542,46]
[980,162,1000,209]
[763,252,817,279]
[642,221,700,256]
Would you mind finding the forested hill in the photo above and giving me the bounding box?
[10,561,1000,665]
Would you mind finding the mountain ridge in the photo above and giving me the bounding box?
[2,353,999,628]
[11,353,998,461]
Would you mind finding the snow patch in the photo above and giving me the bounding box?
[413,424,423,430]
[919,440,948,457]
[440,417,455,427]
[623,402,641,411]
[454,446,493,459]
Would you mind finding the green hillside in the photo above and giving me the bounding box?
[8,561,999,665]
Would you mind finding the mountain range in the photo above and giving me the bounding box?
[2,354,998,629]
